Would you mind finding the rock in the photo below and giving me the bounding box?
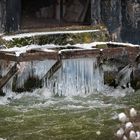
[130,68,140,90]
[125,122,134,131]
[0,90,6,96]
[104,71,118,87]
[118,112,128,123]
[92,0,140,44]
[116,128,124,138]
[129,130,136,140]
[130,108,137,118]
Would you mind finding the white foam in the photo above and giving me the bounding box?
[0,97,10,105]
[0,138,7,140]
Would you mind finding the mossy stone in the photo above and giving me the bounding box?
[1,26,110,48]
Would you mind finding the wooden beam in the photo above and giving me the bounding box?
[0,52,17,61]
[0,45,140,62]
[18,51,59,62]
[42,59,62,80]
[0,63,18,89]
[60,49,100,59]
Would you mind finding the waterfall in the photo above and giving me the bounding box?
[45,58,104,96]
[0,58,105,97]
[0,50,136,100]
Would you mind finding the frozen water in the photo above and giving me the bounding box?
[45,58,104,96]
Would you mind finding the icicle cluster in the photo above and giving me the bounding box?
[1,58,105,96]
[45,58,104,96]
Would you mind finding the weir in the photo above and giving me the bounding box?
[0,42,140,96]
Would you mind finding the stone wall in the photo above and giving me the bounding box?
[91,0,101,24]
[1,0,139,44]
[91,0,140,44]
[100,0,122,41]
[121,0,140,44]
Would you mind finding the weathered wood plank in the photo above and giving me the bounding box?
[42,60,62,80]
[125,47,140,63]
[18,51,59,62]
[0,63,18,89]
[101,47,126,59]
[100,47,140,63]
[0,52,17,61]
[0,45,140,62]
[60,49,100,59]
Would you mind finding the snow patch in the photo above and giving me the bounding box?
[107,41,140,47]
[2,30,100,41]
[0,42,139,57]
[0,44,57,56]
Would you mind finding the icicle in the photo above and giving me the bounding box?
[45,58,104,96]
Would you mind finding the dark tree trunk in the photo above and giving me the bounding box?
[6,0,21,32]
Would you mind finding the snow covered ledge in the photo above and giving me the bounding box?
[3,30,100,41]
[0,29,109,48]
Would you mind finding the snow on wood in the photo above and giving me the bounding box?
[0,42,140,62]
[107,42,140,47]
[0,63,18,89]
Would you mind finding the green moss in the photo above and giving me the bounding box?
[5,37,34,48]
[96,44,108,49]
[1,25,110,48]
[0,37,6,46]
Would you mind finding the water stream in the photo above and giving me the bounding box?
[0,54,139,140]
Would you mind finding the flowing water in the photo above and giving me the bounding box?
[0,58,140,140]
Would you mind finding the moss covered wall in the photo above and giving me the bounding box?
[1,27,109,48]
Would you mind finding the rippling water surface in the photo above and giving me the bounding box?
[0,57,140,140]
[0,87,139,140]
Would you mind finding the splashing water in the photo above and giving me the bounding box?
[0,54,139,140]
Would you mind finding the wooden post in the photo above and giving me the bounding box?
[42,59,62,80]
